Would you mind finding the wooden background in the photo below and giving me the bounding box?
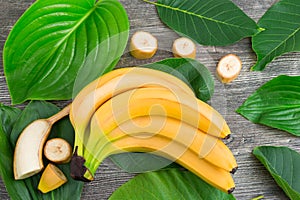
[1,0,300,199]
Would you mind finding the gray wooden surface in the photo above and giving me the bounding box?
[1,0,300,199]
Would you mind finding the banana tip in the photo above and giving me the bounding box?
[228,187,235,194]
[223,134,231,140]
[230,166,238,174]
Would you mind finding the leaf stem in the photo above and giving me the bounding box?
[142,0,159,6]
[252,195,264,200]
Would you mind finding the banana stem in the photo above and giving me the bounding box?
[47,104,71,124]
[83,144,109,174]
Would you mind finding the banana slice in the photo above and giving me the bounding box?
[216,54,242,83]
[44,138,72,164]
[129,31,158,59]
[172,37,196,59]
[38,163,67,193]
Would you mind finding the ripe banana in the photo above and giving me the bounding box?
[71,67,194,128]
[70,67,195,155]
[85,115,237,173]
[70,67,133,157]
[70,67,133,123]
[89,87,230,139]
[83,135,235,194]
[69,67,236,193]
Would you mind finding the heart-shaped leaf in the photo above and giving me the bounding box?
[4,0,129,104]
[143,0,261,46]
[251,0,300,71]
[237,75,300,136]
[253,146,300,200]
[109,169,235,200]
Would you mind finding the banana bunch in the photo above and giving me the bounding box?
[69,67,237,194]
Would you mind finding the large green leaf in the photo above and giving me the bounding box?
[253,146,300,200]
[4,0,129,104]
[110,153,180,173]
[0,101,83,199]
[0,105,30,200]
[109,169,235,199]
[144,58,214,102]
[252,0,300,71]
[143,0,261,46]
[237,75,300,136]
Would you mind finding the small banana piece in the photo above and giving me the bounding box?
[84,135,235,194]
[129,31,158,59]
[38,163,67,193]
[44,138,72,164]
[217,54,242,83]
[172,37,196,59]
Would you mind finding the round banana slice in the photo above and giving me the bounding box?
[216,54,242,83]
[129,31,158,59]
[172,37,196,59]
[44,138,72,164]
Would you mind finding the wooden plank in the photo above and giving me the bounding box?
[0,0,299,199]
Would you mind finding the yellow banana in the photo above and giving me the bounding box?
[70,67,133,124]
[86,115,237,173]
[70,67,194,128]
[70,67,132,157]
[70,67,195,155]
[83,135,235,194]
[69,67,236,193]
[91,87,230,139]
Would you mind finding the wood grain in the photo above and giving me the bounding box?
[0,0,299,199]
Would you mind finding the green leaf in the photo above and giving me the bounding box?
[143,58,214,102]
[251,0,300,71]
[0,101,83,199]
[143,0,260,46]
[109,169,235,200]
[253,146,300,200]
[0,105,31,200]
[4,0,129,104]
[110,153,180,173]
[237,75,300,136]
